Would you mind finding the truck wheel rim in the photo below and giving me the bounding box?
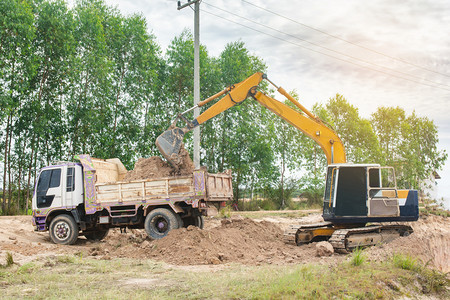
[154,217,168,233]
[55,221,70,240]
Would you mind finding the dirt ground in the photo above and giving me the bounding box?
[0,213,448,272]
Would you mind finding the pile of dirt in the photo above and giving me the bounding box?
[365,214,450,272]
[3,214,448,269]
[95,217,334,266]
[123,144,194,181]
[124,157,173,180]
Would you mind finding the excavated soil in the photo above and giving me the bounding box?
[124,144,194,181]
[100,217,326,266]
[365,214,450,272]
[1,214,449,271]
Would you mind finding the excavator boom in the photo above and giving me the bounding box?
[156,72,346,167]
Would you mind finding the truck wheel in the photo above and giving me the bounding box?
[49,214,79,245]
[145,208,180,239]
[182,215,204,229]
[84,229,109,241]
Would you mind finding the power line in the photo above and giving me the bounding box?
[203,2,450,89]
[241,0,450,79]
[201,8,450,92]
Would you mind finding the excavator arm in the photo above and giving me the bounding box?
[156,72,346,167]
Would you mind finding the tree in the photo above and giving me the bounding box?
[325,94,381,164]
[372,107,447,190]
[268,90,305,208]
[371,106,405,165]
[0,0,35,213]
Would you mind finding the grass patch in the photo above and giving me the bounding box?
[0,253,447,299]
[392,253,419,271]
[5,252,14,267]
[420,206,450,217]
[57,255,78,264]
[0,252,14,268]
[391,253,449,294]
[350,247,366,266]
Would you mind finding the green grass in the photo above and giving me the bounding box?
[0,253,448,299]
[420,206,450,217]
[392,253,419,271]
[350,247,366,266]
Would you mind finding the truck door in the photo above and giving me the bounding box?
[36,168,62,209]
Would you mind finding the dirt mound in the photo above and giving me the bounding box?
[3,214,448,269]
[94,217,334,266]
[123,144,194,181]
[365,215,450,272]
[124,156,172,180]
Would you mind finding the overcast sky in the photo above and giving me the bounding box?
[103,0,450,207]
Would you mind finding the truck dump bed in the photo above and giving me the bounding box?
[75,154,233,216]
[95,171,233,204]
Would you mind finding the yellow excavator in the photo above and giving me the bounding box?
[156,72,418,253]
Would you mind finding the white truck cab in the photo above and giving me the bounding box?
[32,163,84,215]
[32,155,233,245]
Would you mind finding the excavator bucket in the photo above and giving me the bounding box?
[156,127,186,168]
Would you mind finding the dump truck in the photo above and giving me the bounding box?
[157,72,419,253]
[32,154,232,244]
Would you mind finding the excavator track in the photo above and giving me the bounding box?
[285,222,413,253]
[329,224,413,254]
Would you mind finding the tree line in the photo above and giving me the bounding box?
[1,0,447,214]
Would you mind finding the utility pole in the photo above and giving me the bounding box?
[178,0,201,169]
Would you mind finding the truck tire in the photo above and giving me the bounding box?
[84,229,109,241]
[49,214,79,245]
[182,215,204,229]
[144,208,180,239]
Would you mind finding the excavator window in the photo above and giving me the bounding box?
[369,168,380,187]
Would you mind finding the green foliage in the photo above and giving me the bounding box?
[0,254,448,299]
[372,108,447,190]
[262,179,298,210]
[326,94,381,163]
[350,247,366,266]
[391,253,448,293]
[5,252,14,268]
[0,0,446,215]
[57,255,77,264]
[392,253,419,271]
[218,206,231,218]
[420,205,450,217]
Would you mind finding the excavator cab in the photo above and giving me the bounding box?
[322,164,419,224]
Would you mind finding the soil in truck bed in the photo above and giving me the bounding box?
[124,144,195,181]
